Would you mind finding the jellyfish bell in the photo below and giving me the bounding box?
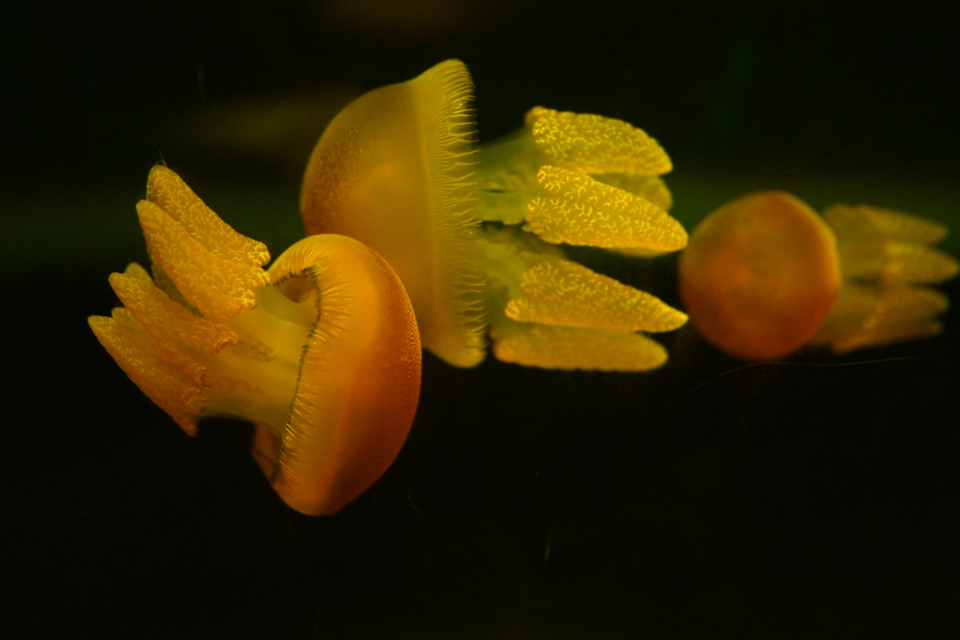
[678,191,841,361]
[250,234,422,515]
[301,59,485,368]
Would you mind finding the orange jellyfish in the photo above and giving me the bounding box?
[678,191,959,361]
[89,166,421,515]
[301,59,689,372]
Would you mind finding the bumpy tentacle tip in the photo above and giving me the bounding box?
[146,165,271,268]
[490,319,669,372]
[88,310,203,436]
[527,166,688,251]
[525,107,673,176]
[505,253,687,332]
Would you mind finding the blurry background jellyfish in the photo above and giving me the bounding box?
[678,191,959,360]
[301,60,689,372]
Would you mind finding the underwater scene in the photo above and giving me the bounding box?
[3,1,959,637]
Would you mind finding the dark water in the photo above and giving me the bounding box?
[3,2,958,638]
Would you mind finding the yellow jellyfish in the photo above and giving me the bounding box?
[89,166,422,515]
[678,191,959,361]
[301,59,689,372]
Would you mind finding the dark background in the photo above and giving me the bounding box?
[2,1,958,638]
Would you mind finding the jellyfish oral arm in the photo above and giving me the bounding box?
[474,107,689,370]
[813,204,959,353]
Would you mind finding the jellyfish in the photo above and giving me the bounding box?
[301,59,689,372]
[677,191,959,361]
[89,166,422,515]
